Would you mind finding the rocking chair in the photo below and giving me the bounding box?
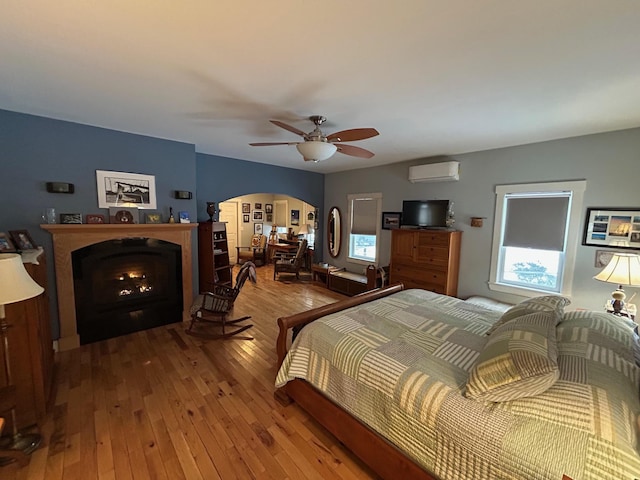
[186,261,257,339]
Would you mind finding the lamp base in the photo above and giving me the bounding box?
[0,432,41,465]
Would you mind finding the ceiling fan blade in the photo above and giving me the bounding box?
[249,142,298,146]
[335,143,375,159]
[327,128,379,142]
[270,120,307,137]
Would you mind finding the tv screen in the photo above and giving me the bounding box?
[401,200,449,228]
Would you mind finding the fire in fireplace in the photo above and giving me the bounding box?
[72,238,183,344]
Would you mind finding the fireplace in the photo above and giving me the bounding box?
[41,223,197,351]
[73,238,182,344]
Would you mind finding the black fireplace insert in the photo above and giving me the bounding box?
[73,238,183,344]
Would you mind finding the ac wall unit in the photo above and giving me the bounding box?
[408,161,460,183]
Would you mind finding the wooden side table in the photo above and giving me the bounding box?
[311,264,340,286]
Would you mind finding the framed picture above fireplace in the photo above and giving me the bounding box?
[96,170,157,209]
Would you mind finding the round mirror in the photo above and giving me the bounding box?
[327,207,341,258]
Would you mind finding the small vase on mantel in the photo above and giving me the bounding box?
[206,202,217,222]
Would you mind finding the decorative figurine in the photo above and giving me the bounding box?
[206,202,217,222]
[168,207,175,224]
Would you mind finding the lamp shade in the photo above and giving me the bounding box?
[298,224,310,235]
[593,253,640,286]
[0,253,44,305]
[296,141,337,162]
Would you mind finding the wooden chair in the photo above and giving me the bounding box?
[274,239,308,280]
[236,234,267,266]
[186,262,257,339]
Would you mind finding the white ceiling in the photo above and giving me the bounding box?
[2,1,640,174]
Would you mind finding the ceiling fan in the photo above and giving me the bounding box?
[250,115,379,162]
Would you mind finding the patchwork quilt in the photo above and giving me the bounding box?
[275,289,640,480]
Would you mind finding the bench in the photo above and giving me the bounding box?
[328,265,379,296]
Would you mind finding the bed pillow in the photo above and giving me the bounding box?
[466,311,560,402]
[486,295,571,336]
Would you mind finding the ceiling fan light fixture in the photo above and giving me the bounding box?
[296,141,337,162]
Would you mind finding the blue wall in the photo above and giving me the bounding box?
[0,109,325,339]
[195,152,324,224]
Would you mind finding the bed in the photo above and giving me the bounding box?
[275,285,640,480]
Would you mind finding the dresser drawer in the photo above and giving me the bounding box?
[416,232,451,247]
[390,265,448,288]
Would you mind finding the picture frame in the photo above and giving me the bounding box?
[86,214,105,224]
[594,250,616,268]
[109,206,140,224]
[253,210,263,221]
[243,214,250,223]
[60,213,83,224]
[266,213,273,223]
[242,203,251,213]
[265,203,273,214]
[145,213,162,224]
[254,223,263,235]
[9,229,36,250]
[582,207,640,250]
[179,211,190,223]
[255,203,262,210]
[382,212,402,230]
[0,232,17,253]
[96,170,156,209]
[291,209,300,226]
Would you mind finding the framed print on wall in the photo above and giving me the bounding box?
[242,203,250,213]
[253,210,263,221]
[582,207,640,250]
[96,170,157,209]
[254,223,263,235]
[243,214,250,223]
[382,212,401,230]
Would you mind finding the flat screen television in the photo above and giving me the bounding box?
[401,200,449,228]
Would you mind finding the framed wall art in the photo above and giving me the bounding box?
[243,214,250,223]
[582,207,640,250]
[242,203,251,213]
[96,170,156,209]
[254,223,263,235]
[253,210,263,221]
[382,212,402,230]
[145,213,162,224]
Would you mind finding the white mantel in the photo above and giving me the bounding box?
[41,223,197,351]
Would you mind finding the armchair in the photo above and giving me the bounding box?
[273,239,308,280]
[236,234,267,266]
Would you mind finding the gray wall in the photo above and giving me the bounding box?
[325,127,640,311]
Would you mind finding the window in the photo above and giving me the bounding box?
[489,181,586,297]
[347,193,382,264]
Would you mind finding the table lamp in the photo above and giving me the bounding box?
[593,252,640,315]
[0,253,44,458]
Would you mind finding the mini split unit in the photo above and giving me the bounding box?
[408,161,460,183]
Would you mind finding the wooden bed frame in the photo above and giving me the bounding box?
[275,284,438,480]
[275,284,576,480]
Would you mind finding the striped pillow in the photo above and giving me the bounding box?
[486,295,570,336]
[466,311,560,402]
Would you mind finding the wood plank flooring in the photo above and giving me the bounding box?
[2,265,378,479]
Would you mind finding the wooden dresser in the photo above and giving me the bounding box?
[389,229,462,296]
[1,251,54,431]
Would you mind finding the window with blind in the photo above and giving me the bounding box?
[347,193,382,264]
[489,180,586,296]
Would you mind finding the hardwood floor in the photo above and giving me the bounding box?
[2,265,379,479]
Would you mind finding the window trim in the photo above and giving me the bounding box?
[488,180,586,298]
[347,192,382,266]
